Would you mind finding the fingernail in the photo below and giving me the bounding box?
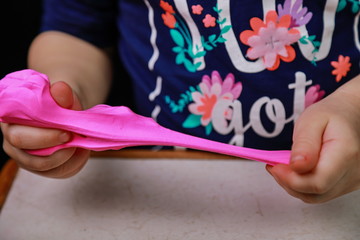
[59,132,71,143]
[265,165,273,175]
[291,155,305,164]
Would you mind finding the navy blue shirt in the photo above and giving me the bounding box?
[42,0,360,150]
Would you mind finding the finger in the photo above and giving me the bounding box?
[3,139,76,172]
[291,107,328,174]
[268,139,349,196]
[50,81,82,110]
[266,165,333,203]
[31,148,90,178]
[2,123,71,150]
[266,165,314,202]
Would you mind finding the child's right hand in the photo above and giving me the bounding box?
[1,81,90,178]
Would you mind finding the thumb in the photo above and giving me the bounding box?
[291,108,328,174]
[50,81,82,110]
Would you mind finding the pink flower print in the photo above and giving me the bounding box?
[305,85,325,108]
[331,55,351,82]
[203,14,216,28]
[189,82,222,126]
[277,0,313,27]
[192,4,203,15]
[189,71,242,126]
[201,71,242,100]
[240,11,301,70]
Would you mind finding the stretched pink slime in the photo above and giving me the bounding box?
[0,70,290,165]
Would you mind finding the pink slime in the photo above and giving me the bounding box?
[0,70,290,165]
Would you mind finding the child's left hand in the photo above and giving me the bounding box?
[266,75,360,203]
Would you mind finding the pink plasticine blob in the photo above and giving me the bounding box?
[0,70,290,165]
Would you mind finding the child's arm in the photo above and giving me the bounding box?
[1,31,113,178]
[267,74,360,203]
[28,31,113,108]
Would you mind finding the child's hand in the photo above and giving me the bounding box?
[1,81,90,178]
[267,78,360,203]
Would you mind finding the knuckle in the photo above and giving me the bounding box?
[288,178,329,195]
[2,139,61,172]
[36,148,75,172]
[2,140,12,155]
[301,194,328,204]
[61,151,89,178]
[26,153,64,171]
[301,196,320,204]
[296,180,329,195]
[53,164,76,179]
[7,130,24,147]
[293,137,315,149]
[22,156,52,171]
[309,182,329,195]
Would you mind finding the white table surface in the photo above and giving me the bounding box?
[0,157,359,240]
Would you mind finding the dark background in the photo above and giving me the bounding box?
[0,1,42,77]
[0,1,133,169]
[0,1,43,168]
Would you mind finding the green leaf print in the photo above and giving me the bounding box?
[352,1,359,13]
[172,46,183,53]
[175,52,186,64]
[220,25,231,34]
[299,36,308,45]
[208,34,217,43]
[168,5,231,72]
[203,43,213,51]
[217,18,227,25]
[217,37,226,43]
[337,0,360,13]
[170,29,185,47]
[337,0,347,12]
[164,85,200,114]
[205,123,213,135]
[298,35,321,64]
[194,51,206,58]
[183,114,202,128]
[183,59,196,72]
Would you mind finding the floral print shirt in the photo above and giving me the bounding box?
[42,0,360,150]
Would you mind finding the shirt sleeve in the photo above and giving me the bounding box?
[41,0,117,48]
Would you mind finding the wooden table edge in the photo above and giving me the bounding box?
[90,149,240,159]
[0,149,242,211]
[0,159,19,211]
